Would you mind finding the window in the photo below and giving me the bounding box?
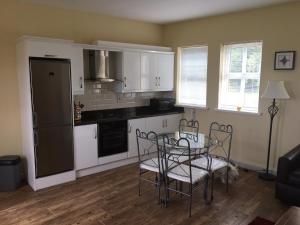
[218,42,263,113]
[177,46,208,107]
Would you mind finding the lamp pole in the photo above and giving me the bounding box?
[259,98,278,180]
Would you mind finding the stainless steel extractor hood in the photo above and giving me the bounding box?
[94,50,114,82]
[84,49,121,83]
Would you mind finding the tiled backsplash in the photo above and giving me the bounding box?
[74,81,174,111]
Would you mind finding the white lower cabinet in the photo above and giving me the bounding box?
[128,118,146,158]
[128,114,182,158]
[74,124,98,170]
[146,114,182,134]
[163,114,182,133]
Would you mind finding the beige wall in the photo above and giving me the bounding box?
[163,3,300,169]
[1,0,299,170]
[0,0,163,156]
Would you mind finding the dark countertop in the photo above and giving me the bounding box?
[74,106,184,126]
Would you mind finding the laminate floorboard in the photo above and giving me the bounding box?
[0,163,287,225]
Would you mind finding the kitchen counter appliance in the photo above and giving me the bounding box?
[98,120,128,157]
[150,98,176,111]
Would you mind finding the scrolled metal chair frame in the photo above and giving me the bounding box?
[207,122,233,195]
[162,136,212,217]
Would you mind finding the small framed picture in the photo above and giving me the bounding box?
[274,51,296,70]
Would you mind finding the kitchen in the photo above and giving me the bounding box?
[17,36,184,190]
[1,1,299,224]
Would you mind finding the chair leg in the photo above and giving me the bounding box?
[226,166,229,193]
[138,172,141,196]
[189,184,192,218]
[210,173,214,202]
[158,181,161,204]
[180,181,183,198]
[203,176,209,204]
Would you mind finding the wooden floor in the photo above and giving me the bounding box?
[0,164,287,225]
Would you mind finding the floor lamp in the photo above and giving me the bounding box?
[259,80,290,181]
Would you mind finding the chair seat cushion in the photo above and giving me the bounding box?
[191,157,227,171]
[140,158,178,173]
[289,169,300,188]
[167,164,208,184]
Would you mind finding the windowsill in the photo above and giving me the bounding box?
[175,104,209,111]
[215,108,263,116]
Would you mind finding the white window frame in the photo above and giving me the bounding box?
[176,45,208,108]
[218,41,263,113]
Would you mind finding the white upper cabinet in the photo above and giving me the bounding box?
[140,52,174,92]
[141,52,157,91]
[122,51,141,92]
[71,46,84,95]
[157,53,174,91]
[24,38,73,59]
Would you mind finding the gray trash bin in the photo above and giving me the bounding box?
[0,155,21,191]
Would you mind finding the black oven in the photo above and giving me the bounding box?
[98,120,128,157]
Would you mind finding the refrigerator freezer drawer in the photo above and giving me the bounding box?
[35,125,74,178]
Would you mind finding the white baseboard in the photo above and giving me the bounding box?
[232,160,277,175]
[33,170,76,191]
[77,157,138,177]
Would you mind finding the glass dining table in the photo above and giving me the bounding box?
[156,131,212,155]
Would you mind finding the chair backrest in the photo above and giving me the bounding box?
[208,122,233,162]
[162,135,211,183]
[136,129,163,173]
[179,119,199,142]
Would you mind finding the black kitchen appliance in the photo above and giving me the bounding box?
[98,120,128,157]
[30,57,74,178]
[150,98,176,111]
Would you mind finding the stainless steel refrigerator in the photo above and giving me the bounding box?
[30,58,74,178]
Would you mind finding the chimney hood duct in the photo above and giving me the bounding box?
[89,50,115,83]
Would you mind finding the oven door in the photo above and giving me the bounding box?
[98,120,128,157]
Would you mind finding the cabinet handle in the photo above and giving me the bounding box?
[128,124,132,133]
[80,77,83,89]
[44,54,57,58]
[162,120,165,128]
[166,119,168,127]
[158,77,160,86]
[124,77,127,88]
[155,77,158,86]
[94,127,97,139]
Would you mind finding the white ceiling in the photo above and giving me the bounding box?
[21,0,296,24]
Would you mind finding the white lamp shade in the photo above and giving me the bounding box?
[261,80,290,99]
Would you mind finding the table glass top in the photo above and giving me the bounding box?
[157,131,210,150]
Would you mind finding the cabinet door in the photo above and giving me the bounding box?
[123,51,141,92]
[164,114,182,133]
[71,47,84,95]
[141,52,157,91]
[128,118,147,158]
[157,53,174,91]
[27,40,72,59]
[146,116,165,134]
[74,124,98,170]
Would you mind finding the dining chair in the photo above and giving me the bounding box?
[136,129,178,203]
[191,122,233,199]
[179,119,200,142]
[162,136,212,217]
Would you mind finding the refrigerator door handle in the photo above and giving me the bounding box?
[32,111,38,128]
[33,130,39,147]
